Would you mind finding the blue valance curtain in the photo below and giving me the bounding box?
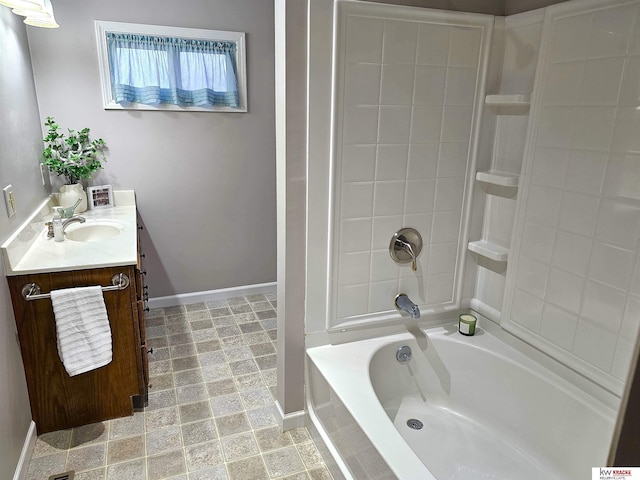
[106,33,239,108]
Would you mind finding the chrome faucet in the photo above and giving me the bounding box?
[46,215,86,238]
[395,293,420,319]
[62,215,86,233]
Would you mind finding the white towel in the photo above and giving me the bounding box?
[50,286,113,376]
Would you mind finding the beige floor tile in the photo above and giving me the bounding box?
[149,372,175,392]
[66,443,106,472]
[107,434,145,464]
[206,378,237,397]
[74,467,106,480]
[220,432,260,462]
[146,406,180,432]
[146,425,183,455]
[70,421,109,448]
[106,458,146,480]
[226,455,269,480]
[26,452,67,480]
[179,400,212,424]
[188,465,229,480]
[215,411,251,437]
[308,467,335,480]
[181,418,217,446]
[173,368,203,387]
[263,446,306,478]
[297,441,326,470]
[109,413,145,440]
[32,430,71,457]
[210,392,244,416]
[254,426,293,452]
[184,440,224,471]
[26,294,333,480]
[147,449,186,480]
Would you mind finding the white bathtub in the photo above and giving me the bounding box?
[306,322,617,480]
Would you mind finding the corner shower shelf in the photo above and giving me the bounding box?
[476,170,519,188]
[467,240,509,262]
[484,94,531,107]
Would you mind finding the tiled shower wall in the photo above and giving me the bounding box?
[332,3,491,324]
[503,0,640,394]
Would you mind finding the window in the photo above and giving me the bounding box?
[95,21,247,112]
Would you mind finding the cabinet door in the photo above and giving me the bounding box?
[8,266,140,433]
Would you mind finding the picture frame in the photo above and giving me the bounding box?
[87,184,114,209]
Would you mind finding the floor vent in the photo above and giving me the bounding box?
[48,472,75,480]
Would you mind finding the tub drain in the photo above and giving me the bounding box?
[406,418,423,430]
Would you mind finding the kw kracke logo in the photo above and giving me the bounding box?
[596,468,636,480]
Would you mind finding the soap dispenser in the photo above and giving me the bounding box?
[52,207,64,242]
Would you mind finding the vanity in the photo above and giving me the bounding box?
[1,191,148,434]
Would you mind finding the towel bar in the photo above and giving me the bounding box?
[21,273,130,301]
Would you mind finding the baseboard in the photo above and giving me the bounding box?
[275,401,306,431]
[13,421,36,480]
[147,282,276,309]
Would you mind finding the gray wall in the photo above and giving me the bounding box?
[26,0,277,298]
[368,0,505,15]
[505,0,566,15]
[0,7,49,474]
[367,0,568,16]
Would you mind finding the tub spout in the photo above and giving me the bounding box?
[395,294,420,319]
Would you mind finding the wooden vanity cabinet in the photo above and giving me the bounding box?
[7,263,148,434]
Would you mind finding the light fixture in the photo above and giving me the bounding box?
[23,0,57,28]
[0,0,58,28]
[12,5,47,16]
[0,0,42,11]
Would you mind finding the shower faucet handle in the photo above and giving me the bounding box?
[389,228,422,272]
[396,238,418,271]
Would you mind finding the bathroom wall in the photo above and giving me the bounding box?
[366,0,504,15]
[502,0,640,396]
[25,0,276,298]
[470,11,543,322]
[275,0,308,422]
[505,0,565,15]
[0,7,49,476]
[330,2,493,328]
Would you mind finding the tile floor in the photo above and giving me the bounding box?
[26,292,334,480]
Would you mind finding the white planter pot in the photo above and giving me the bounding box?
[59,183,88,213]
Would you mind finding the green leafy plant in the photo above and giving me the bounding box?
[42,116,107,184]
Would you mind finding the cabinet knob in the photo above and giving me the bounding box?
[140,253,146,258]
[138,225,144,231]
[147,348,154,354]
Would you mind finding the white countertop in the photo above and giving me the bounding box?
[1,190,138,276]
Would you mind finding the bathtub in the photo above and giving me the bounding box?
[306,321,617,480]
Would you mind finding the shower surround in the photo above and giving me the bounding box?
[331,3,491,325]
[305,0,640,478]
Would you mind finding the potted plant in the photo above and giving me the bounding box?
[42,116,107,212]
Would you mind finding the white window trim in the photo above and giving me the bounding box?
[95,20,247,113]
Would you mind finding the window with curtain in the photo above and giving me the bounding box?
[95,21,247,112]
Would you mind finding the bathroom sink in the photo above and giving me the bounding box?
[64,222,124,242]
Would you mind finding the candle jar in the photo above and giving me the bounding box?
[459,313,477,336]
